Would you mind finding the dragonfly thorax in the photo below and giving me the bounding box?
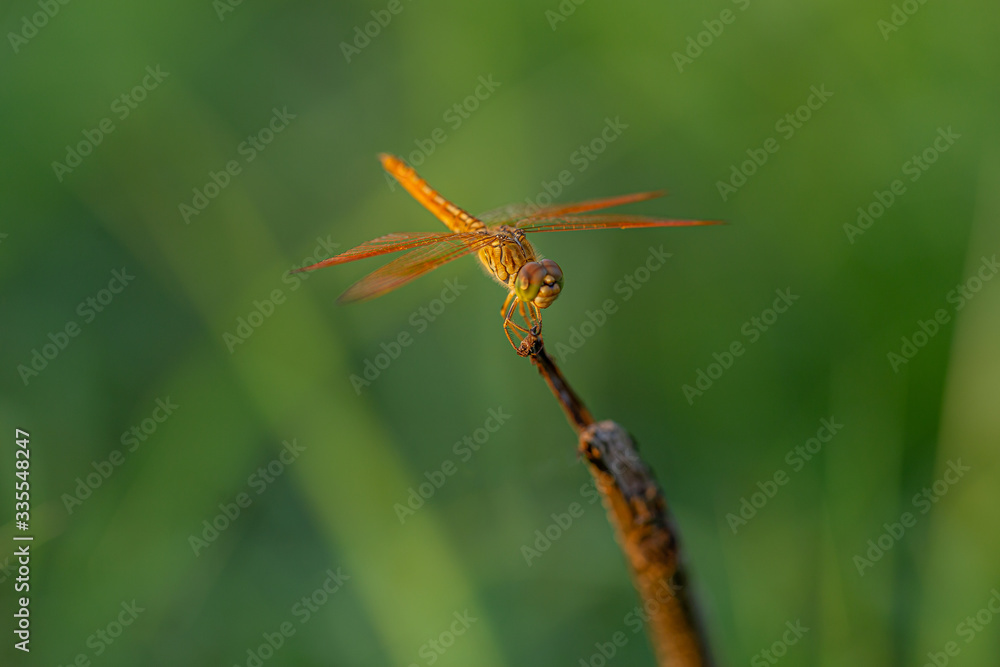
[476,226,533,286]
[476,225,564,310]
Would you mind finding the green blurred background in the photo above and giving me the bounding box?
[2,0,999,665]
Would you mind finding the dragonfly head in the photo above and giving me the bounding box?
[515,259,564,309]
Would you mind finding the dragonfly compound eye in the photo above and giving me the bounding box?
[514,259,565,308]
[515,261,546,302]
[539,259,563,287]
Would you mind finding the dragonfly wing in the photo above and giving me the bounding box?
[477,202,538,224]
[527,191,667,218]
[516,214,721,234]
[338,234,495,303]
[294,231,484,273]
[477,191,667,224]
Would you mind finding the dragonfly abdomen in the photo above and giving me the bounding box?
[379,153,485,233]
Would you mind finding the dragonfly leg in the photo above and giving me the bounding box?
[502,299,546,353]
[521,301,542,333]
[503,294,532,351]
[500,292,515,319]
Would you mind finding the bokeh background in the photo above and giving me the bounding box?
[2,1,999,665]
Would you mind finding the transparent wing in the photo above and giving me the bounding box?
[516,214,721,234]
[477,191,667,224]
[477,202,541,224]
[338,234,496,303]
[293,231,485,273]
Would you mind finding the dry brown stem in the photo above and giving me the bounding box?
[521,329,712,667]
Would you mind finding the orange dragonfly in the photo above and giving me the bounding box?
[296,154,718,351]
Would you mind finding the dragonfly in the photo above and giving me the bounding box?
[296,154,718,352]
